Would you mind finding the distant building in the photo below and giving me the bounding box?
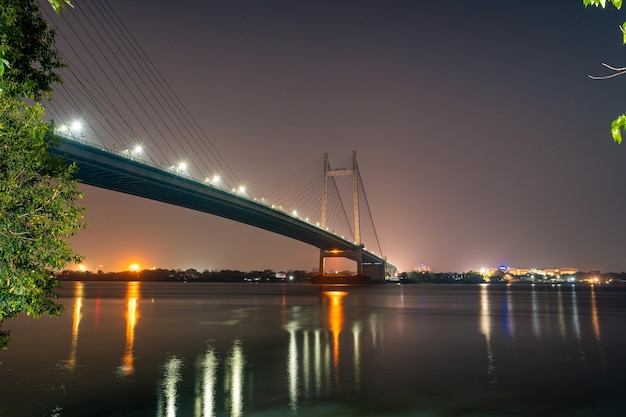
[505,267,578,278]
[414,263,430,273]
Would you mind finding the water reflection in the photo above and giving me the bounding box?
[531,284,541,338]
[3,283,622,417]
[590,285,601,341]
[479,285,497,385]
[590,285,606,368]
[119,281,140,377]
[286,319,299,414]
[325,290,345,384]
[503,284,514,339]
[557,285,566,338]
[281,289,380,413]
[67,282,83,371]
[194,346,218,417]
[571,286,581,340]
[157,355,183,417]
[227,340,245,417]
[156,340,245,417]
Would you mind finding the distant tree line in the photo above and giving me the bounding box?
[399,271,485,284]
[57,268,315,283]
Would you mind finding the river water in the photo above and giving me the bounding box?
[1,282,625,416]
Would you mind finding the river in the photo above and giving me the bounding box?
[1,282,625,416]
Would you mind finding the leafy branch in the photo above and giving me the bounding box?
[584,0,626,143]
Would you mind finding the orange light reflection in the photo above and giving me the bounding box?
[324,290,346,384]
[121,281,140,376]
[67,282,84,371]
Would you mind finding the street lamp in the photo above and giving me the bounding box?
[124,145,143,160]
[69,120,83,140]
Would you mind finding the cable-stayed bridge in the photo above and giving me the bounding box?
[42,1,395,282]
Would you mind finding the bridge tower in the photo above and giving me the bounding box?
[318,151,368,281]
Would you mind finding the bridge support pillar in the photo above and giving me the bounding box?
[315,247,378,284]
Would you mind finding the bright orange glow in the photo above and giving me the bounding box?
[129,263,140,272]
[68,282,84,371]
[324,290,347,384]
[121,281,140,376]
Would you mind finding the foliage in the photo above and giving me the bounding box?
[583,0,626,143]
[0,95,85,321]
[0,0,67,99]
[1,0,83,340]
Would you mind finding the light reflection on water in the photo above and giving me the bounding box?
[67,282,83,372]
[1,282,625,416]
[119,281,140,377]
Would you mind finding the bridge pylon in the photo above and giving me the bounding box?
[315,152,384,284]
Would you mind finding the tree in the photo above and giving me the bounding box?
[1,0,83,343]
[583,0,626,143]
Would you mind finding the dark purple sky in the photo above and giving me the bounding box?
[52,1,626,273]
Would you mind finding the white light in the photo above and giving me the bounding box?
[212,175,221,184]
[178,162,187,172]
[58,124,68,132]
[133,145,143,155]
[70,120,82,131]
[292,210,298,217]
[238,185,246,194]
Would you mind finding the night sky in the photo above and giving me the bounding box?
[48,1,626,273]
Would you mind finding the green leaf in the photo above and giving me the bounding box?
[612,0,623,8]
[48,0,73,14]
[610,114,626,144]
[583,0,591,6]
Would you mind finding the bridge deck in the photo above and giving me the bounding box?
[49,136,390,267]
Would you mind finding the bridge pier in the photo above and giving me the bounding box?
[314,247,387,284]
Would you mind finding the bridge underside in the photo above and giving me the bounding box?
[315,248,389,284]
[50,137,393,280]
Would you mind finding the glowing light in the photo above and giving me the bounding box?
[199,346,218,417]
[67,282,83,371]
[78,264,86,272]
[229,339,245,417]
[292,210,298,217]
[324,290,347,384]
[120,282,140,377]
[177,162,187,172]
[286,322,299,414]
[129,263,140,272]
[212,175,221,184]
[70,120,82,131]
[133,145,142,154]
[161,356,182,417]
[238,185,246,195]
